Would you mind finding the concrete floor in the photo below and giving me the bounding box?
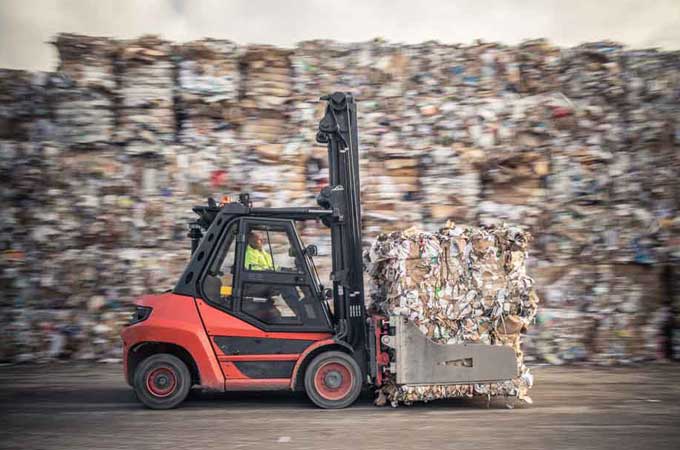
[1,363,679,450]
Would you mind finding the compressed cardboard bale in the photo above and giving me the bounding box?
[516,39,561,94]
[365,222,538,406]
[464,42,516,97]
[528,263,667,364]
[241,45,293,109]
[404,41,516,99]
[362,148,422,237]
[47,34,118,146]
[623,50,680,165]
[531,263,609,310]
[0,69,51,140]
[421,144,482,226]
[607,142,676,264]
[117,35,175,148]
[404,41,459,94]
[48,75,115,146]
[53,33,118,92]
[292,40,349,96]
[359,95,424,240]
[294,39,409,101]
[559,42,626,101]
[176,39,240,146]
[538,204,613,264]
[228,139,308,208]
[361,40,412,98]
[43,38,114,146]
[478,148,548,235]
[178,101,240,146]
[177,39,239,102]
[354,98,411,241]
[524,308,596,364]
[483,149,548,206]
[549,144,612,206]
[589,264,665,363]
[239,108,290,142]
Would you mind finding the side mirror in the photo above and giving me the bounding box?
[304,245,318,257]
[323,287,333,301]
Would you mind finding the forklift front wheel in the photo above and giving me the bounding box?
[304,351,362,409]
[133,353,191,410]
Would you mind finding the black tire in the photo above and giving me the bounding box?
[133,353,191,410]
[304,351,362,409]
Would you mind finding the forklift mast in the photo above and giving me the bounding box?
[315,92,367,352]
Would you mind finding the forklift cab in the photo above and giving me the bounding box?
[200,217,333,333]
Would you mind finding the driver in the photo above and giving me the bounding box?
[244,231,275,271]
[242,230,305,321]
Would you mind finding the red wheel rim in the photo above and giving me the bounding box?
[145,366,177,398]
[313,361,353,401]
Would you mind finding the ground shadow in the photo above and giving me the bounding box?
[1,373,528,413]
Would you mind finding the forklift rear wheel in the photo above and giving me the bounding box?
[133,353,191,410]
[304,351,362,409]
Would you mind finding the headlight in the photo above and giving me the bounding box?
[129,306,153,325]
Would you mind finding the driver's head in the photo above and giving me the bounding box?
[248,231,265,250]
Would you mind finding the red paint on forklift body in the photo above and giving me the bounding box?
[371,315,390,387]
[122,294,336,392]
[196,299,332,344]
[195,298,333,386]
[121,293,225,391]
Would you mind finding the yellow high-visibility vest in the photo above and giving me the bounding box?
[244,245,274,271]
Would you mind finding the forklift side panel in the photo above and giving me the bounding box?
[121,293,225,391]
[196,298,332,387]
[197,298,332,343]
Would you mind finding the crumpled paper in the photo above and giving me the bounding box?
[365,222,539,406]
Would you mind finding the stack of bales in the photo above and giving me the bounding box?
[51,34,117,147]
[176,39,241,198]
[116,35,175,153]
[2,34,680,364]
[237,45,305,208]
[176,39,240,147]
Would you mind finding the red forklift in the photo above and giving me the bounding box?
[121,92,517,409]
